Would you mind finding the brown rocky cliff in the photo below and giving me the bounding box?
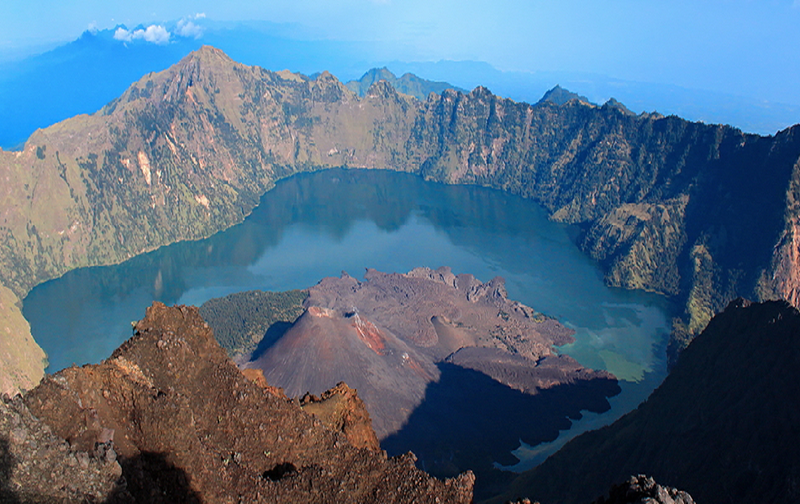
[0,394,128,502]
[300,382,381,452]
[758,131,800,306]
[21,302,474,503]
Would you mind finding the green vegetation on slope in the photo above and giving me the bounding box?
[0,285,46,394]
[199,289,307,358]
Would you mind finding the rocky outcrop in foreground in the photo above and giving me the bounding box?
[0,394,125,502]
[6,302,474,503]
[503,475,695,504]
[593,475,695,504]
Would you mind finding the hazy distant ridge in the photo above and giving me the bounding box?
[344,67,466,100]
[1,27,798,151]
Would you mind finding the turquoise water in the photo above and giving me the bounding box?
[23,167,671,460]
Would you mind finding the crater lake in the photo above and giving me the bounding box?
[23,167,673,468]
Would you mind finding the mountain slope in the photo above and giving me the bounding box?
[495,299,800,504]
[2,46,800,393]
[18,302,475,503]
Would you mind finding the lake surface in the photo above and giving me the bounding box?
[23,168,672,465]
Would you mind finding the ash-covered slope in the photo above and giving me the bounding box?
[249,267,610,439]
[496,299,800,504]
[247,267,619,498]
[17,302,474,503]
[3,45,800,393]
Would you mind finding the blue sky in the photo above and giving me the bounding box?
[1,0,799,105]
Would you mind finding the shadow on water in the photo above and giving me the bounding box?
[381,362,621,501]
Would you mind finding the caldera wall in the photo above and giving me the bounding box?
[2,45,800,393]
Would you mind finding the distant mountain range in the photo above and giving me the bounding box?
[344,67,466,100]
[1,25,798,149]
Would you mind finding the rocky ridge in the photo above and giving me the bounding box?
[592,475,695,504]
[8,302,474,503]
[2,45,800,392]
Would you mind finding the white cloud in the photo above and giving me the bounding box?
[113,24,170,45]
[140,25,170,44]
[177,19,204,39]
[113,27,133,42]
[194,13,206,19]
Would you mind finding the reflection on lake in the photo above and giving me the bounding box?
[23,167,671,465]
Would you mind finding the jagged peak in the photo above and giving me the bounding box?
[312,70,348,91]
[99,45,242,113]
[469,85,493,97]
[602,97,635,115]
[315,70,335,80]
[186,45,235,65]
[537,85,592,106]
[365,78,399,98]
[363,67,398,81]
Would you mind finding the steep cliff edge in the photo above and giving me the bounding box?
[494,299,800,504]
[15,302,474,503]
[2,45,800,392]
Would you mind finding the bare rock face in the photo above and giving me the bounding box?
[594,475,695,504]
[0,393,128,502]
[19,302,474,504]
[300,382,381,452]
